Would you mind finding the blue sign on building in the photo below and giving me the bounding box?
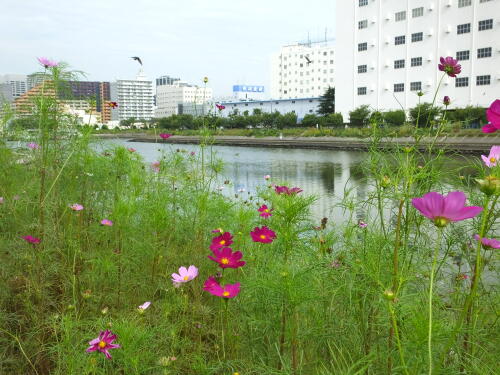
[233,85,264,93]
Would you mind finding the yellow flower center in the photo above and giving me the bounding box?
[98,341,106,349]
[183,275,189,281]
[490,157,496,163]
[433,216,449,228]
[264,209,269,213]
[221,257,229,264]
[260,235,266,239]
[222,291,230,297]
[220,240,226,245]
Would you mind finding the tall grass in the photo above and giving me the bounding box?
[0,63,498,375]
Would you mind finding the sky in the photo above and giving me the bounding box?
[0,0,335,98]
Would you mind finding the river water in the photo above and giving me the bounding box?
[99,139,371,223]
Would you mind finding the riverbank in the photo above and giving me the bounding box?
[97,133,500,153]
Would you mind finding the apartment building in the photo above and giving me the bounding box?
[155,81,212,117]
[270,42,335,100]
[335,0,500,119]
[110,71,154,121]
[0,74,27,98]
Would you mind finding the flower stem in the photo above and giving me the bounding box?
[428,228,443,375]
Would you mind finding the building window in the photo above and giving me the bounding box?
[358,42,368,51]
[358,64,368,73]
[477,75,491,85]
[456,50,470,61]
[412,7,424,18]
[358,20,368,29]
[395,35,406,45]
[394,59,405,69]
[458,0,471,7]
[411,57,423,67]
[395,11,406,22]
[394,83,405,92]
[359,0,368,6]
[480,0,493,2]
[411,32,423,42]
[457,23,471,34]
[456,77,469,87]
[477,47,492,58]
[478,19,493,31]
[357,87,367,95]
[410,82,422,91]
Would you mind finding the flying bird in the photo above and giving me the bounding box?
[304,56,312,65]
[130,56,143,65]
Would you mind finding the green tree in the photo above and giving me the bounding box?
[321,113,344,128]
[317,87,335,115]
[301,114,320,127]
[409,103,442,127]
[383,110,406,126]
[348,105,371,127]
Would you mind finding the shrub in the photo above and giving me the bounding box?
[321,113,344,128]
[348,105,371,127]
[301,114,320,127]
[409,103,442,127]
[383,110,406,126]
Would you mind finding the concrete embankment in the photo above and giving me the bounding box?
[98,134,500,154]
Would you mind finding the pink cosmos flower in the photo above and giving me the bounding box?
[210,232,233,251]
[250,226,276,243]
[438,56,461,77]
[215,103,226,111]
[443,96,450,106]
[411,191,483,227]
[211,228,223,233]
[481,146,500,167]
[0,197,4,204]
[138,301,151,310]
[70,203,84,211]
[171,265,198,285]
[151,161,160,173]
[22,235,41,245]
[86,330,120,360]
[482,100,500,133]
[127,148,136,153]
[358,220,368,228]
[258,204,273,218]
[100,219,113,226]
[208,247,246,269]
[159,133,172,139]
[274,185,303,195]
[473,234,500,249]
[37,57,58,68]
[27,142,40,150]
[190,151,196,156]
[203,277,240,299]
[264,175,271,180]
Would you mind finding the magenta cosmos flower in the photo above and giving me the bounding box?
[210,231,233,251]
[86,330,120,360]
[171,265,198,285]
[275,185,303,195]
[482,100,500,133]
[443,96,451,106]
[100,219,113,226]
[264,174,271,180]
[412,191,483,227]
[27,142,40,150]
[258,204,273,218]
[208,247,246,269]
[250,226,277,243]
[127,148,136,153]
[358,220,368,228]
[203,277,240,299]
[159,133,172,139]
[70,203,84,211]
[438,56,461,78]
[211,228,223,233]
[481,145,500,167]
[473,235,500,249]
[22,235,41,245]
[37,57,58,68]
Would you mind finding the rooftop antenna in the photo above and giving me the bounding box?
[324,27,327,42]
[307,31,310,47]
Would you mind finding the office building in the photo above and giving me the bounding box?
[270,42,335,100]
[335,0,500,119]
[110,71,154,121]
[0,74,27,98]
[155,81,213,117]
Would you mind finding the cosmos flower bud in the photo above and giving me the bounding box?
[476,176,500,196]
[380,176,391,188]
[383,290,395,301]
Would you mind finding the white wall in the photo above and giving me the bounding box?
[336,0,500,120]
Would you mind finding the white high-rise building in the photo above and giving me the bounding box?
[155,81,213,117]
[270,42,335,100]
[336,0,500,119]
[110,71,154,121]
[0,74,27,98]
